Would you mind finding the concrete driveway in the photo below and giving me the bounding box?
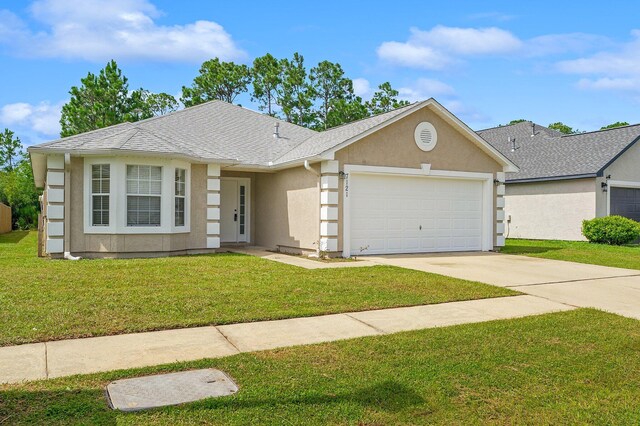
[368,252,640,320]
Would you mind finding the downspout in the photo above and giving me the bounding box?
[303,160,320,176]
[63,153,81,260]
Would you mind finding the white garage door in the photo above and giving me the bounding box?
[349,173,485,255]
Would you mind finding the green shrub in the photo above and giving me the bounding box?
[582,216,640,245]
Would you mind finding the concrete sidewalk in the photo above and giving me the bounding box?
[0,295,572,384]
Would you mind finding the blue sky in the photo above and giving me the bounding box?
[1,0,640,146]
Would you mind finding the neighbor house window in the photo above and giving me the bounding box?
[174,168,186,226]
[91,164,110,226]
[126,165,162,226]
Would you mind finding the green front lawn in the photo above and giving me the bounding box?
[503,238,640,270]
[0,231,514,346]
[1,309,639,424]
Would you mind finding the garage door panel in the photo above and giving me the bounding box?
[611,187,640,222]
[349,173,485,255]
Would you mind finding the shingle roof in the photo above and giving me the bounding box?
[30,99,514,172]
[477,122,640,182]
[31,100,426,167]
[31,101,317,165]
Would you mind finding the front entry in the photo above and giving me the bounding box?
[220,178,249,243]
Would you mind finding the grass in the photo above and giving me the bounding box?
[1,309,639,424]
[0,231,515,346]
[503,238,640,270]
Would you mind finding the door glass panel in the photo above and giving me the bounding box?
[239,185,246,235]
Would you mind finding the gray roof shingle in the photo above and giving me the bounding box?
[31,100,424,167]
[477,122,640,182]
[31,101,317,165]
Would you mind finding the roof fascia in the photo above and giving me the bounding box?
[506,173,597,184]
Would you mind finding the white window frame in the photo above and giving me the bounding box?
[341,164,494,257]
[90,163,111,227]
[126,164,163,228]
[174,168,187,227]
[84,157,190,234]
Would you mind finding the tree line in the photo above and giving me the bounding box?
[0,129,40,229]
[60,54,410,137]
[1,53,411,229]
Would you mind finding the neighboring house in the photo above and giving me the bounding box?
[479,122,640,241]
[28,99,516,258]
[0,203,10,234]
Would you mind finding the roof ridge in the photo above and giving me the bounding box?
[477,121,541,132]
[559,122,640,138]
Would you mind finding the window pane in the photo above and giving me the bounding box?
[127,165,137,178]
[92,179,101,193]
[92,195,109,226]
[175,197,185,226]
[150,181,162,195]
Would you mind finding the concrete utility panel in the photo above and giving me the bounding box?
[106,369,238,411]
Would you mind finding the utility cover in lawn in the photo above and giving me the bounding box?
[106,369,238,411]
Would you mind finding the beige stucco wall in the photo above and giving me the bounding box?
[334,106,504,251]
[505,178,597,241]
[67,157,212,256]
[596,140,640,217]
[254,165,320,252]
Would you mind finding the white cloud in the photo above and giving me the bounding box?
[577,77,640,93]
[410,26,522,55]
[558,30,640,76]
[378,25,521,69]
[352,78,372,98]
[377,41,452,70]
[0,101,64,137]
[398,78,455,102]
[377,25,612,71]
[555,30,640,94]
[0,0,246,63]
[527,33,610,57]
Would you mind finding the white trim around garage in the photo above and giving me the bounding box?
[342,164,494,257]
[606,180,640,216]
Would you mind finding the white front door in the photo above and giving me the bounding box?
[220,178,249,243]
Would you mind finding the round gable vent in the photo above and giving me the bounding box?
[414,122,437,152]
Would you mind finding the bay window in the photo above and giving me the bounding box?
[85,159,190,233]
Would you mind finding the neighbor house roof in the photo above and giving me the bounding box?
[29,98,517,186]
[478,121,640,182]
